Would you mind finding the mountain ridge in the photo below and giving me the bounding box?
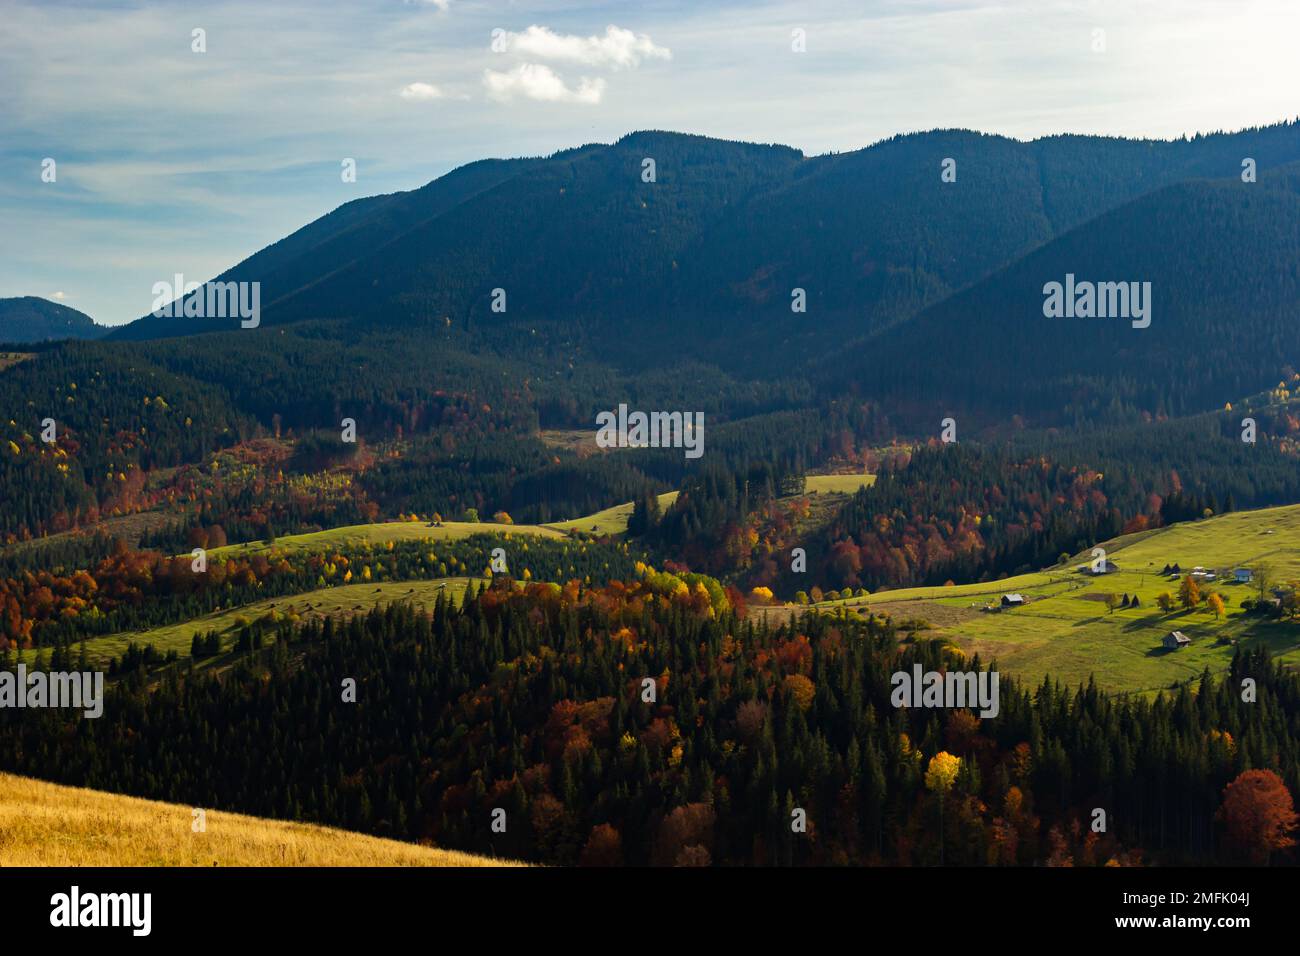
[105,120,1300,357]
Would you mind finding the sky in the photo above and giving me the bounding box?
[2,0,1298,326]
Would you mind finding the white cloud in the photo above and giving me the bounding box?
[399,82,446,101]
[483,64,605,104]
[497,25,671,70]
[51,291,67,300]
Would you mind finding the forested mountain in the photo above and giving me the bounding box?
[105,121,1300,377]
[667,122,1300,361]
[0,296,105,343]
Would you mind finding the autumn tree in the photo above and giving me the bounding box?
[1179,575,1201,610]
[579,823,623,866]
[1206,592,1225,619]
[1156,591,1175,614]
[925,751,961,865]
[653,803,715,867]
[1216,769,1298,865]
[783,673,816,712]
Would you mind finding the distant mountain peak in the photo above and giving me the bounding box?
[0,296,106,344]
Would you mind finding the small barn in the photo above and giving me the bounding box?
[1234,568,1253,583]
[1001,593,1026,607]
[1163,631,1191,650]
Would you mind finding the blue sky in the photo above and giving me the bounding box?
[2,0,1298,325]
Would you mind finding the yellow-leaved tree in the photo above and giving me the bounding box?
[1206,592,1225,619]
[925,751,961,865]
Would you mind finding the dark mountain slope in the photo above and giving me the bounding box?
[668,130,1055,348]
[668,122,1300,365]
[106,154,553,341]
[261,132,805,331]
[838,162,1300,425]
[0,297,105,343]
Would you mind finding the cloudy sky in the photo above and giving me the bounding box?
[2,0,1297,325]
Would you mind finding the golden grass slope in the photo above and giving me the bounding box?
[0,773,514,867]
[802,473,876,495]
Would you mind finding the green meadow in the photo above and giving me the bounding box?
[536,474,873,536]
[818,503,1300,695]
[207,519,565,558]
[544,492,680,535]
[23,578,473,666]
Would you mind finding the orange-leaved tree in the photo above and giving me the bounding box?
[1216,769,1298,865]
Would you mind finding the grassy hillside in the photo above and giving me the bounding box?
[45,475,878,666]
[208,519,566,557]
[0,351,33,372]
[542,474,873,536]
[544,492,680,535]
[803,473,877,495]
[21,578,474,666]
[0,772,510,866]
[819,503,1300,693]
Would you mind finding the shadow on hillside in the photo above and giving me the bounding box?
[1121,611,1194,632]
[1144,646,1182,658]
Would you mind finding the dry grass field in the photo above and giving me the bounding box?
[0,772,514,867]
